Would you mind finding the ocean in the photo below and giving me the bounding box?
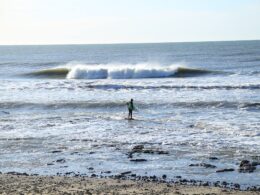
[0,41,259,188]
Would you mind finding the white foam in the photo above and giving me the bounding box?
[65,63,181,79]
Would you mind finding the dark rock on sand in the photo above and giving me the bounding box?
[189,163,216,168]
[47,163,55,166]
[7,172,29,176]
[202,182,209,186]
[120,171,131,175]
[88,167,94,170]
[162,174,167,179]
[222,181,228,186]
[130,159,147,162]
[216,168,235,173]
[239,160,256,173]
[65,172,76,175]
[234,183,240,189]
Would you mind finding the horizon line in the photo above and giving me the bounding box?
[0,39,259,46]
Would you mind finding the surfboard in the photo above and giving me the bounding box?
[125,118,134,120]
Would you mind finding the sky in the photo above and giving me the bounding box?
[0,0,260,45]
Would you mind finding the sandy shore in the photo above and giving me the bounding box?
[0,174,259,195]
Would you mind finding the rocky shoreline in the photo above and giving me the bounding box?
[0,173,259,195]
[1,170,259,192]
[1,145,259,194]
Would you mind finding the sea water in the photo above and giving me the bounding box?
[0,41,259,187]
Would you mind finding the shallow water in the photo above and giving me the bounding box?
[0,41,259,188]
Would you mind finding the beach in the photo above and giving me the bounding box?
[0,173,259,195]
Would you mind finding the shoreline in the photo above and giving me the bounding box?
[0,173,259,194]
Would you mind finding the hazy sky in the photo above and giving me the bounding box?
[1,0,260,45]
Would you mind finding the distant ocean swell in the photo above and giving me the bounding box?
[1,101,259,110]
[27,63,221,79]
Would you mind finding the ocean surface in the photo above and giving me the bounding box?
[0,41,259,187]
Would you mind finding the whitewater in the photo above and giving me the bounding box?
[0,41,259,188]
[29,63,215,79]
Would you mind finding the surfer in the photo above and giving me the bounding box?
[127,99,134,120]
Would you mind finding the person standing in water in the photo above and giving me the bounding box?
[127,99,134,119]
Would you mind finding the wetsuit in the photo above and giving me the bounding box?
[127,101,134,119]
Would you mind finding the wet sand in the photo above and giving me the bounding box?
[0,174,259,195]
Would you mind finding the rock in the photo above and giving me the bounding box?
[47,163,54,166]
[157,151,169,155]
[202,182,209,186]
[175,176,182,179]
[209,157,218,160]
[70,152,79,155]
[56,159,66,163]
[65,172,75,175]
[127,153,133,158]
[51,150,62,153]
[130,159,147,162]
[234,183,240,189]
[120,171,131,175]
[252,161,260,166]
[7,172,29,176]
[189,163,216,168]
[222,181,227,186]
[88,167,94,170]
[132,145,144,152]
[142,150,154,154]
[162,174,167,179]
[216,168,235,172]
[103,171,111,174]
[130,145,169,157]
[240,160,250,167]
[239,160,256,173]
[239,164,256,173]
[2,111,10,114]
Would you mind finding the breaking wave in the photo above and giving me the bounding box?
[28,63,219,79]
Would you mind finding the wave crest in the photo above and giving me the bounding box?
[29,63,216,79]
